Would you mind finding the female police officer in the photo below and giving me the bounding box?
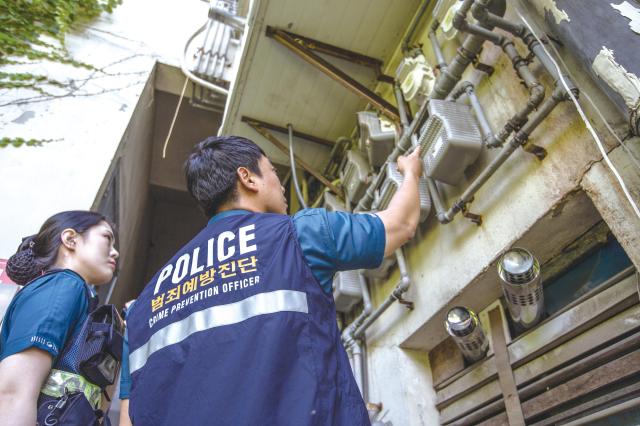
[0,210,119,424]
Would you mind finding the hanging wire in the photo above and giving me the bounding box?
[288,123,308,209]
[162,76,189,159]
[515,8,640,220]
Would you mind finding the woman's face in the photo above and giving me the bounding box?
[73,221,119,285]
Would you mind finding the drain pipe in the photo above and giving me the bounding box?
[402,0,433,53]
[439,83,573,222]
[486,39,545,148]
[451,82,495,145]
[430,0,506,100]
[470,0,565,83]
[394,84,410,129]
[288,123,308,209]
[341,272,373,397]
[353,249,413,340]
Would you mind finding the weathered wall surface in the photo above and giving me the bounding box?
[359,2,640,425]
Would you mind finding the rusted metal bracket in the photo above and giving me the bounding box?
[265,26,400,123]
[241,116,334,148]
[268,28,395,84]
[522,142,547,160]
[473,61,495,76]
[245,118,345,199]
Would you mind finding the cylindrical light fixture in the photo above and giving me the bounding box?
[498,247,544,330]
[445,306,489,363]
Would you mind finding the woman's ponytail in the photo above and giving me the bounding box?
[6,235,43,285]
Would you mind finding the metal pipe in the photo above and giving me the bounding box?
[485,40,545,148]
[439,84,568,222]
[208,5,247,30]
[353,249,411,339]
[402,0,433,53]
[429,21,448,71]
[427,176,448,220]
[394,84,410,128]
[342,272,373,346]
[431,0,506,100]
[245,120,344,198]
[452,81,494,145]
[470,0,564,84]
[240,116,334,148]
[354,97,431,212]
[288,124,308,209]
[182,22,229,95]
[352,340,365,396]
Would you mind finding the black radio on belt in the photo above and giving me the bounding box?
[78,305,125,388]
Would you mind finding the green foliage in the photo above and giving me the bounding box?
[0,137,53,148]
[0,0,122,147]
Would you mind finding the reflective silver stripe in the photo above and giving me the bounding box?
[129,289,308,373]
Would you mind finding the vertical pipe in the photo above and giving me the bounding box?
[427,177,447,219]
[429,21,448,71]
[352,341,365,397]
[394,84,410,129]
[353,249,412,339]
[288,124,308,209]
[431,0,506,100]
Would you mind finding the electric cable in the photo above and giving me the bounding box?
[162,76,189,159]
[515,8,640,220]
[288,123,308,209]
[182,21,229,96]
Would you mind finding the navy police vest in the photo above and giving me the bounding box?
[127,212,370,425]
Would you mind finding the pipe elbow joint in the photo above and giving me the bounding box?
[437,210,455,224]
[452,11,468,31]
[470,2,489,23]
[485,135,501,148]
[530,85,545,107]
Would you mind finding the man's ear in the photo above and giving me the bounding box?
[236,166,259,193]
[60,228,78,251]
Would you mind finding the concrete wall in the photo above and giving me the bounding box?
[103,74,156,307]
[356,2,640,425]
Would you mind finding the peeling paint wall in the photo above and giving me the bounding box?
[592,47,640,110]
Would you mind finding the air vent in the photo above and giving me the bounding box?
[445,306,489,363]
[498,248,544,330]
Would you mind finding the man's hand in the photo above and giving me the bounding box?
[376,147,423,257]
[397,147,423,179]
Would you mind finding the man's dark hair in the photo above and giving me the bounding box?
[185,136,266,217]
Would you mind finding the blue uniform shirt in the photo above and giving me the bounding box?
[118,208,385,399]
[0,269,90,362]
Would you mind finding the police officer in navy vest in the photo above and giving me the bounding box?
[119,136,423,425]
